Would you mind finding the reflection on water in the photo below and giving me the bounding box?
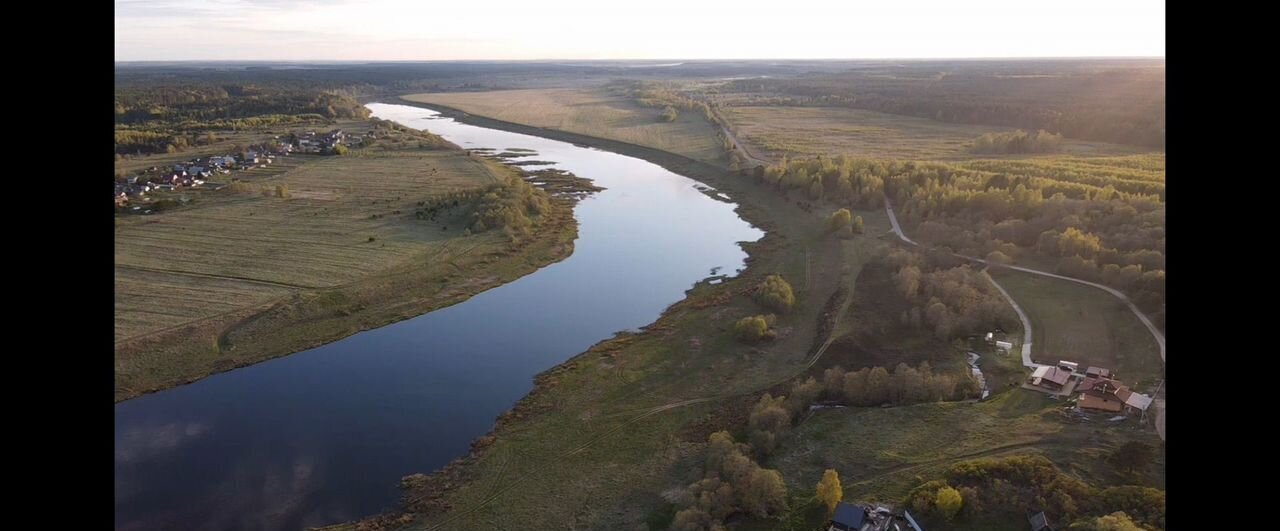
[114,103,763,530]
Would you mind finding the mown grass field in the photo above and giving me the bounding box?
[115,143,579,401]
[401,88,727,166]
[720,105,1147,162]
[989,268,1163,387]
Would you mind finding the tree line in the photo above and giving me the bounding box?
[970,129,1063,154]
[904,454,1164,530]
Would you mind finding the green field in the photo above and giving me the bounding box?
[401,88,728,165]
[989,268,1163,386]
[115,142,579,401]
[756,389,1165,531]
[327,129,894,530]
[721,105,1146,162]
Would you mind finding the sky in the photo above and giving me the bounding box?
[115,0,1165,62]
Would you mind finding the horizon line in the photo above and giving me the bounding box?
[115,55,1167,64]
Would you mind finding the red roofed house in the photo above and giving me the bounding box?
[1077,377,1152,414]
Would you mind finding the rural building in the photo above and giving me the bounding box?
[1085,366,1112,379]
[1028,365,1071,391]
[1057,360,1079,373]
[1076,377,1152,414]
[829,503,865,531]
[827,502,923,531]
[1028,511,1055,531]
[995,340,1014,352]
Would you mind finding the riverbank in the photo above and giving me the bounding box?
[331,98,871,531]
[115,148,589,403]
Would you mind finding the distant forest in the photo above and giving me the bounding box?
[723,60,1165,148]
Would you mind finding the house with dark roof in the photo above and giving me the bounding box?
[1028,510,1055,531]
[1085,366,1112,379]
[830,503,866,531]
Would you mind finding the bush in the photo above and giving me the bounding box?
[755,275,795,313]
[660,106,679,122]
[826,208,852,234]
[935,486,963,520]
[734,315,774,342]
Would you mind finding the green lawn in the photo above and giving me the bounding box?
[989,268,1163,387]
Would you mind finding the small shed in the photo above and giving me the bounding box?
[995,340,1014,351]
[1028,510,1055,531]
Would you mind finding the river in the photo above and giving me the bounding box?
[114,103,763,530]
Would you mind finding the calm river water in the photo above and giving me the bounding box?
[114,103,762,530]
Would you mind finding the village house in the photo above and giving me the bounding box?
[1085,366,1112,379]
[1077,378,1126,413]
[1076,374,1153,415]
[827,502,924,531]
[1027,365,1072,392]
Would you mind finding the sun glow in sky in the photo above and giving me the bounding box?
[115,0,1165,61]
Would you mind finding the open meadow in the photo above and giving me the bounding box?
[115,145,578,401]
[401,88,727,166]
[720,105,1144,161]
[988,268,1163,386]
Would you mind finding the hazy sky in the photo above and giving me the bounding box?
[115,0,1165,61]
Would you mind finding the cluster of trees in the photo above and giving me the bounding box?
[878,158,1164,315]
[660,106,679,122]
[724,62,1165,147]
[904,455,1165,530]
[734,315,776,342]
[622,82,718,124]
[468,175,553,243]
[971,129,1063,154]
[825,208,864,237]
[885,249,1019,341]
[670,431,789,530]
[754,275,796,314]
[821,362,980,407]
[371,118,458,150]
[756,155,887,208]
[113,129,223,155]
